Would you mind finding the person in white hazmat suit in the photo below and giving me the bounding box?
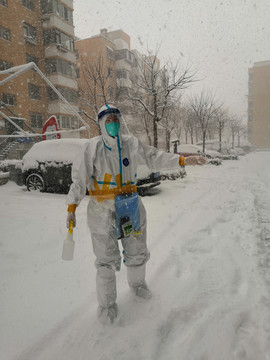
[66,104,185,324]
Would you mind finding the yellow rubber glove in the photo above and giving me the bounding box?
[66,204,77,229]
[179,156,186,167]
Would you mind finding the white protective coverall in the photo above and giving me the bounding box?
[66,104,182,315]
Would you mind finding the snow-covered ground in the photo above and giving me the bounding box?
[1,151,270,360]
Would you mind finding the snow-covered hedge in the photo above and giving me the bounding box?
[0,160,23,186]
[160,168,186,180]
[0,171,9,185]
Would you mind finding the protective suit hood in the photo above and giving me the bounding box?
[97,104,122,149]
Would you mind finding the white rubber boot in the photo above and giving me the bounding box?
[96,266,117,309]
[127,264,152,299]
[97,303,118,325]
[135,281,152,299]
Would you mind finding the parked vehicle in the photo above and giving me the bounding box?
[136,164,161,195]
[196,140,239,160]
[232,147,245,156]
[178,144,222,165]
[21,139,161,195]
[13,131,33,143]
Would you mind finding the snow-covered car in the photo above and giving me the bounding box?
[12,131,33,143]
[219,150,238,160]
[136,164,161,195]
[178,144,222,165]
[232,147,245,156]
[21,139,161,195]
[196,140,239,160]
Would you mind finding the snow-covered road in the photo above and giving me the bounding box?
[1,151,270,360]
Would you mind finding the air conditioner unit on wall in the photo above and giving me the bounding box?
[41,15,50,21]
[24,35,37,45]
[57,44,68,53]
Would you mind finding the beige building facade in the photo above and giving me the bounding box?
[248,61,270,149]
[0,0,78,138]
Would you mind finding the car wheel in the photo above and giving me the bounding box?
[26,173,45,192]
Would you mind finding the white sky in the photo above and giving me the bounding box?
[73,0,270,121]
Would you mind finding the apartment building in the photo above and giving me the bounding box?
[248,61,270,149]
[0,0,78,137]
[75,28,167,148]
[75,29,117,137]
[75,28,137,137]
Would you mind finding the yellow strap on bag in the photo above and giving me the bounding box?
[89,173,137,202]
[89,185,137,202]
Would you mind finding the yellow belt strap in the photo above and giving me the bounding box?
[89,186,137,202]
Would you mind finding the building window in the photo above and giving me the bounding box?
[0,0,8,6]
[26,53,38,66]
[106,47,115,60]
[41,0,73,24]
[248,115,253,123]
[22,0,34,10]
[47,86,78,104]
[44,28,74,51]
[45,58,76,78]
[59,115,78,129]
[30,113,43,128]
[58,3,73,23]
[116,69,130,79]
[28,84,41,100]
[47,87,58,101]
[23,23,37,42]
[2,93,16,106]
[0,59,13,70]
[0,26,11,41]
[115,49,134,64]
[59,87,78,104]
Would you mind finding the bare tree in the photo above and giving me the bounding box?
[159,102,178,152]
[228,115,241,149]
[135,106,153,146]
[78,53,118,134]
[127,47,196,148]
[186,108,198,144]
[213,108,228,151]
[236,120,247,147]
[182,108,191,144]
[189,90,219,152]
[173,103,189,145]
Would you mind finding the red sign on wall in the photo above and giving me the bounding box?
[42,116,61,140]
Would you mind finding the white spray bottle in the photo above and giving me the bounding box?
[62,221,75,261]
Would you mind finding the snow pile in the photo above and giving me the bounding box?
[0,171,9,179]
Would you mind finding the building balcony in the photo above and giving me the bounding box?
[42,14,74,36]
[47,74,78,89]
[45,44,76,63]
[48,101,79,115]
